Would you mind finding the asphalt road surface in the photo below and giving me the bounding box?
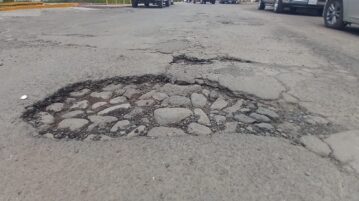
[0,3,359,201]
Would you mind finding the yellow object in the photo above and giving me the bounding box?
[0,2,79,11]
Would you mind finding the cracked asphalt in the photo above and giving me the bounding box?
[1,3,359,201]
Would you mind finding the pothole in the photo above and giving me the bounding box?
[22,74,338,141]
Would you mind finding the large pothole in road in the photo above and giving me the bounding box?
[22,75,337,142]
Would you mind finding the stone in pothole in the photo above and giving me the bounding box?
[58,118,89,131]
[147,127,187,137]
[256,107,279,119]
[209,90,219,101]
[87,115,118,131]
[214,115,226,125]
[37,112,55,125]
[234,114,256,124]
[188,123,212,136]
[70,88,90,97]
[202,89,210,97]
[46,103,64,113]
[90,91,113,100]
[159,83,202,96]
[110,120,131,132]
[224,122,238,133]
[162,96,191,107]
[102,83,123,91]
[138,90,156,100]
[152,92,169,101]
[70,100,89,110]
[191,93,207,108]
[249,113,271,123]
[304,115,329,125]
[92,102,107,110]
[194,108,211,126]
[109,96,127,104]
[136,99,155,107]
[97,103,131,115]
[210,98,228,110]
[124,107,144,119]
[62,110,85,118]
[123,88,140,99]
[255,123,275,131]
[154,108,193,125]
[127,125,146,137]
[223,100,243,115]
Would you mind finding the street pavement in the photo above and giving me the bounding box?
[0,3,359,201]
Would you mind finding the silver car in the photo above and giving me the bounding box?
[323,0,359,29]
[258,0,326,14]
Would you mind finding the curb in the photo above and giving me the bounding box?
[0,3,79,12]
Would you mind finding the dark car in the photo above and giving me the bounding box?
[132,0,171,8]
[219,0,238,4]
[258,0,326,15]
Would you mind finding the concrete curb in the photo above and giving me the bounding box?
[0,3,79,12]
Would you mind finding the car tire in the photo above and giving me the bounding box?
[165,0,170,6]
[210,0,215,4]
[132,0,138,7]
[144,1,150,7]
[158,0,163,8]
[324,0,345,29]
[273,0,283,13]
[258,0,265,10]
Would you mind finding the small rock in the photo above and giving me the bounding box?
[224,122,238,133]
[127,125,146,137]
[123,84,137,89]
[214,115,226,125]
[256,107,279,119]
[195,78,204,84]
[43,133,54,139]
[87,110,95,114]
[209,90,219,101]
[304,115,330,125]
[138,90,156,100]
[62,110,85,118]
[124,107,144,119]
[249,113,271,123]
[70,100,89,110]
[234,114,256,124]
[70,89,91,97]
[188,123,212,136]
[58,118,89,131]
[202,89,210,97]
[110,120,131,132]
[90,91,113,100]
[65,98,76,104]
[37,112,55,125]
[255,123,275,131]
[46,103,64,113]
[102,83,123,91]
[240,108,251,113]
[109,96,127,104]
[92,102,107,110]
[154,108,193,125]
[88,115,118,131]
[152,92,169,101]
[191,93,207,108]
[194,108,211,126]
[300,135,331,157]
[136,99,155,107]
[162,96,191,107]
[223,100,243,115]
[159,84,202,96]
[147,127,187,137]
[98,103,131,115]
[123,88,140,99]
[114,88,126,96]
[141,118,150,124]
[210,98,228,110]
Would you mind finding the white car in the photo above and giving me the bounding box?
[323,0,359,29]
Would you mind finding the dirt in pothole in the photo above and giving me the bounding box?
[22,74,339,142]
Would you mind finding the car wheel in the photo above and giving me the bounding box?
[144,1,150,7]
[258,0,265,10]
[210,0,215,4]
[158,0,163,8]
[273,0,283,13]
[165,0,170,6]
[324,0,345,29]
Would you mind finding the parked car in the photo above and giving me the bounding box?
[219,0,237,4]
[258,0,326,15]
[132,0,171,8]
[193,0,216,4]
[323,0,359,29]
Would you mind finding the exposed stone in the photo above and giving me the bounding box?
[124,107,144,119]
[191,93,207,108]
[90,91,113,100]
[147,127,187,137]
[324,130,359,173]
[210,98,228,110]
[240,108,251,113]
[152,92,169,101]
[162,96,191,107]
[127,125,146,137]
[98,103,131,115]
[87,115,118,131]
[110,120,130,132]
[249,113,271,123]
[234,114,256,124]
[114,88,126,96]
[46,103,64,113]
[214,115,226,125]
[58,118,89,131]
[304,115,330,125]
[159,83,202,96]
[209,90,219,101]
[123,88,140,99]
[92,102,107,110]
[65,98,76,104]
[141,118,150,124]
[37,112,55,125]
[43,133,54,139]
[70,88,90,97]
[224,122,238,133]
[102,83,123,91]
[70,100,89,110]
[138,90,156,100]
[123,84,137,89]
[154,108,193,125]
[202,89,210,97]
[194,108,211,126]
[300,135,331,157]
[62,110,85,118]
[109,96,127,104]
[255,123,275,131]
[223,100,243,115]
[136,99,155,107]
[188,123,212,136]
[256,107,279,119]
